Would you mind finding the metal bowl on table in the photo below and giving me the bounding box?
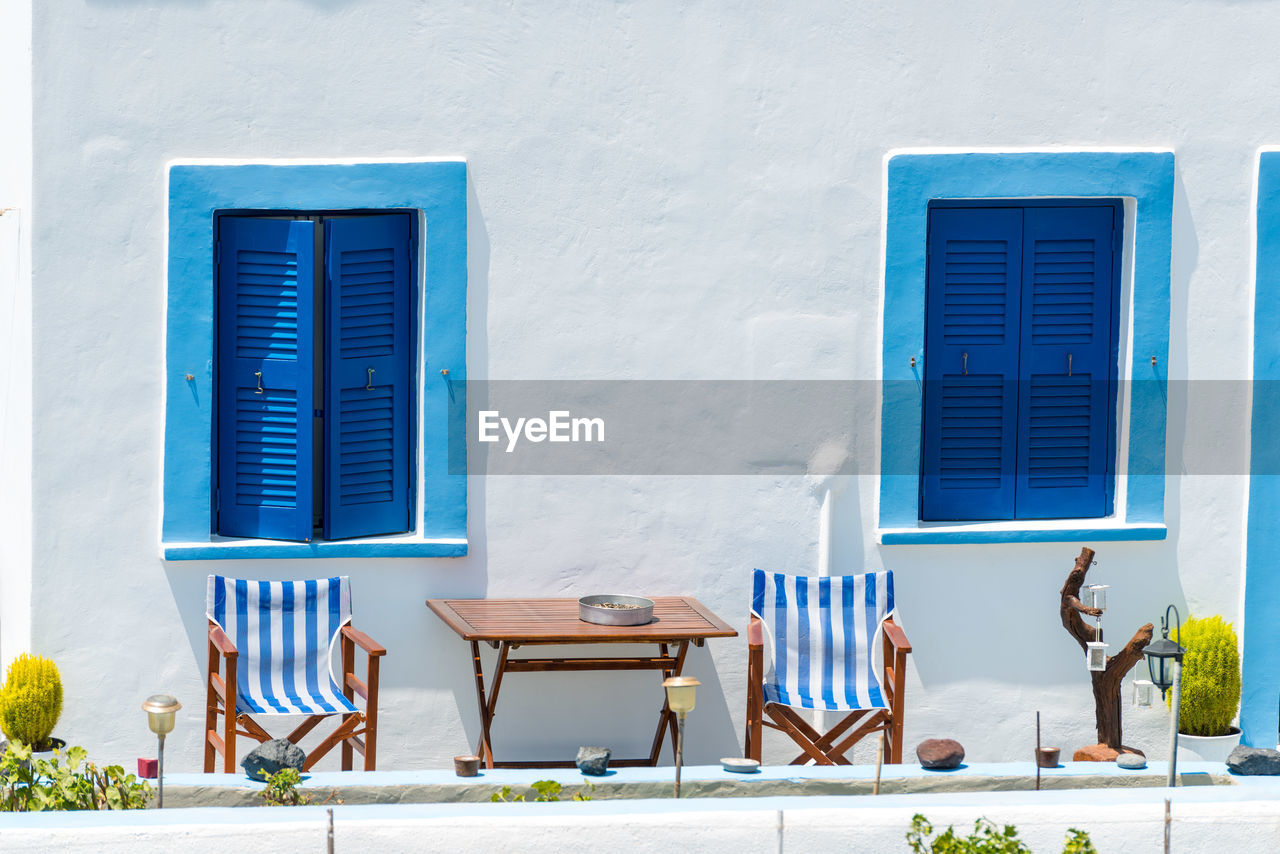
[578,594,655,626]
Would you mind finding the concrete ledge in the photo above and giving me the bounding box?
[1,767,1279,854]
[160,761,1239,807]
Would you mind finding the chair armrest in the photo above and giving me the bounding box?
[883,618,912,654]
[209,623,238,658]
[748,614,764,648]
[342,625,387,657]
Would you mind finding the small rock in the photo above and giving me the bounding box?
[1117,752,1147,769]
[576,746,612,776]
[1227,745,1280,776]
[242,739,306,781]
[916,738,964,769]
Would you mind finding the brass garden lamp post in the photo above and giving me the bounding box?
[662,676,700,798]
[142,694,181,807]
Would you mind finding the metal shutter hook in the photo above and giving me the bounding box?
[366,368,375,391]
[254,371,264,394]
[1068,353,1073,377]
[962,353,968,376]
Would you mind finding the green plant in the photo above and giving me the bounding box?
[906,814,1094,854]
[489,779,594,802]
[1171,614,1241,737]
[0,742,151,811]
[0,654,63,750]
[258,767,310,806]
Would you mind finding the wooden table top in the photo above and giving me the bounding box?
[426,596,738,643]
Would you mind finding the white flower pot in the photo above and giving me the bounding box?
[1176,727,1241,764]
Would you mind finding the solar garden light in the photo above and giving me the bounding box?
[142,694,181,807]
[1144,605,1186,787]
[662,676,700,798]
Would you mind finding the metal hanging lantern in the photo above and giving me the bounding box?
[1144,608,1185,700]
[1085,584,1108,612]
[1086,641,1108,672]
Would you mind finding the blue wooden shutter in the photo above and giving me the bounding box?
[216,218,316,541]
[1014,205,1118,518]
[323,214,413,540]
[920,207,1022,521]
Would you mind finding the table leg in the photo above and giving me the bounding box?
[469,641,497,768]
[647,640,689,765]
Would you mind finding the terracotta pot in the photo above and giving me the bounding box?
[453,755,481,777]
[1036,747,1061,768]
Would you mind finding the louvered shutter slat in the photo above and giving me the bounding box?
[1014,206,1117,519]
[921,208,1022,520]
[216,218,315,541]
[323,215,413,540]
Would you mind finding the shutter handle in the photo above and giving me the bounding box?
[366,368,375,391]
[254,371,264,394]
[1068,353,1073,377]
[962,353,968,376]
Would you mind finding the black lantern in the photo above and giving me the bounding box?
[1145,605,1185,699]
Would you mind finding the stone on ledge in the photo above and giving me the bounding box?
[1227,745,1280,775]
[576,746,612,776]
[242,739,306,781]
[1117,752,1147,769]
[916,738,964,769]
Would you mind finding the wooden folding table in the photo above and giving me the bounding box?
[426,596,737,768]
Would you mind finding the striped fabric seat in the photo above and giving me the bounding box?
[206,576,359,716]
[750,569,895,712]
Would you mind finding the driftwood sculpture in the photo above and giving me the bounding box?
[1059,546,1154,761]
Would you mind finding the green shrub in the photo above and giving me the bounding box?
[258,767,310,806]
[0,654,63,750]
[1171,615,1241,737]
[489,779,595,802]
[0,742,152,811]
[906,814,1095,854]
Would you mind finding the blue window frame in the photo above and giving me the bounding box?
[215,212,416,543]
[879,151,1174,544]
[163,161,467,559]
[921,200,1123,521]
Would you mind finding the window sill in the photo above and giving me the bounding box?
[162,535,468,561]
[877,521,1167,545]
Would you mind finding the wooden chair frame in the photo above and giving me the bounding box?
[204,620,386,773]
[744,613,911,765]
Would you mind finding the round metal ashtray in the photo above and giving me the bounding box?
[578,594,655,626]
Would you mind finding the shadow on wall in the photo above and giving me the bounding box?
[880,542,1186,691]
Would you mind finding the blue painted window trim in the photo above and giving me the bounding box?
[163,161,467,560]
[879,151,1173,543]
[1241,150,1280,747]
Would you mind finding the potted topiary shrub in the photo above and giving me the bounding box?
[1172,615,1241,763]
[0,654,65,754]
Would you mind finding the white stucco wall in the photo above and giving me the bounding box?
[19,0,1268,771]
[0,0,33,670]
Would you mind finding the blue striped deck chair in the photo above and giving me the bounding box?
[204,576,386,773]
[745,569,912,765]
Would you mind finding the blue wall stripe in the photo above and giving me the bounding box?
[1242,151,1280,748]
